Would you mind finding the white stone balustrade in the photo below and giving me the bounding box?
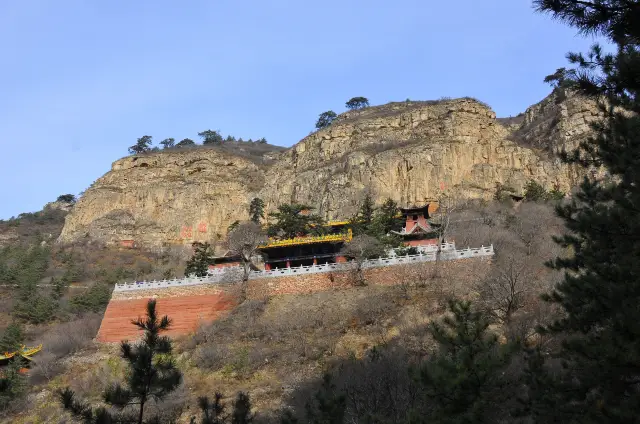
[113,244,494,292]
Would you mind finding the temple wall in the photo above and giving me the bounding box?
[98,257,492,343]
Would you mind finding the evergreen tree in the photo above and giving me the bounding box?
[524,1,640,421]
[194,393,226,424]
[230,392,253,424]
[315,111,338,130]
[266,204,325,238]
[160,138,175,149]
[411,300,516,423]
[185,242,216,277]
[128,135,153,155]
[350,193,376,236]
[305,374,346,424]
[176,138,196,147]
[199,130,224,145]
[248,198,265,224]
[345,97,370,110]
[523,180,548,201]
[370,198,401,237]
[59,299,182,424]
[0,358,26,411]
[0,322,24,352]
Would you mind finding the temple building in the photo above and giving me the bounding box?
[258,221,352,270]
[391,202,440,247]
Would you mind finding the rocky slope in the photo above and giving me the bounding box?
[58,89,600,248]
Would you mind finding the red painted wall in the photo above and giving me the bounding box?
[403,238,438,247]
[97,293,235,343]
[404,215,431,232]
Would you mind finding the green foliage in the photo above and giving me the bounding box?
[12,292,56,324]
[0,322,24,352]
[494,183,515,202]
[199,130,224,145]
[59,299,182,424]
[369,198,403,238]
[185,242,216,277]
[0,359,27,412]
[230,392,253,424]
[411,300,516,423]
[194,393,225,424]
[315,111,338,130]
[523,180,548,201]
[345,97,370,110]
[527,1,640,421]
[266,204,325,239]
[70,284,111,313]
[227,220,240,234]
[547,183,566,201]
[248,198,265,224]
[160,138,175,149]
[350,193,376,236]
[305,373,346,424]
[177,138,196,147]
[56,194,76,203]
[394,246,418,256]
[129,135,153,155]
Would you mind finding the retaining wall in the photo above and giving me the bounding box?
[97,284,236,342]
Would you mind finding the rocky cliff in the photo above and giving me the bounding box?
[58,89,600,249]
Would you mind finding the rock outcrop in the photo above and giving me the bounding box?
[58,90,600,249]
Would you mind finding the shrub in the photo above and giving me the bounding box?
[70,283,111,313]
[524,180,548,201]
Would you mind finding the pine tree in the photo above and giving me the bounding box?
[305,373,346,424]
[350,193,376,235]
[248,198,265,224]
[0,358,27,411]
[370,198,401,237]
[185,242,215,277]
[59,299,182,424]
[230,392,253,424]
[411,300,516,423]
[194,393,226,424]
[0,322,23,352]
[526,1,640,421]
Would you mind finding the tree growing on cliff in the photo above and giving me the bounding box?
[199,130,224,145]
[227,222,267,300]
[56,194,76,203]
[59,299,182,424]
[160,138,175,149]
[315,111,337,130]
[248,198,265,224]
[176,138,196,147]
[185,242,216,277]
[128,135,153,155]
[520,1,640,421]
[345,97,370,110]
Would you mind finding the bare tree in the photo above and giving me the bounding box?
[227,222,267,301]
[476,254,540,325]
[339,235,384,286]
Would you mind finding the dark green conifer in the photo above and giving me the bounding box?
[59,299,182,424]
[526,1,640,421]
[411,300,515,423]
[185,242,215,277]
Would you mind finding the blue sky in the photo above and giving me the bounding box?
[0,0,600,219]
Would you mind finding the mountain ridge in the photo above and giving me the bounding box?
[57,89,599,249]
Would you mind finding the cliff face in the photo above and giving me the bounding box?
[58,91,600,248]
[58,150,265,248]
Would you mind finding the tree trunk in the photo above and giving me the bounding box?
[138,400,145,424]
